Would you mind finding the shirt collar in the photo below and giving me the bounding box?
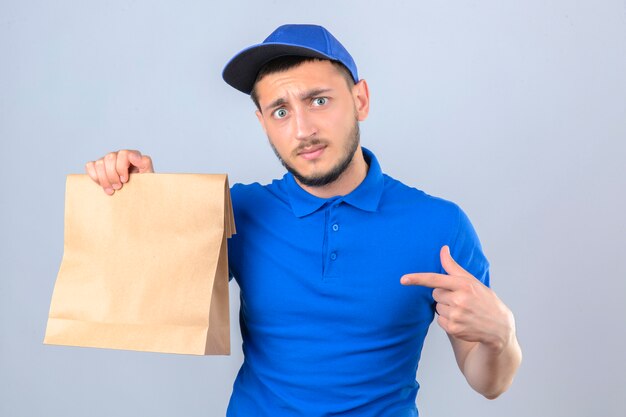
[284,147,385,218]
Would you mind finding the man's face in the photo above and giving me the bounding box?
[254,60,369,187]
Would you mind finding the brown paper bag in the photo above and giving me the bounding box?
[44,173,235,355]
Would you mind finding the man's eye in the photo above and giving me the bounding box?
[273,108,288,119]
[313,97,328,106]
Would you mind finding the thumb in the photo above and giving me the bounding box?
[440,245,470,277]
[128,151,154,173]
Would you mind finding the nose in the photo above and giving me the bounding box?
[293,108,317,141]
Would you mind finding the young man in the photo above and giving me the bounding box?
[86,24,521,417]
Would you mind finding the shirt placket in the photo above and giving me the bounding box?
[322,199,343,280]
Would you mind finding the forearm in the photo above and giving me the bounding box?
[457,329,522,399]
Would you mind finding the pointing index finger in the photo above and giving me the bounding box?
[400,273,459,290]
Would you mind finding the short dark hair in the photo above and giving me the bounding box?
[250,56,355,110]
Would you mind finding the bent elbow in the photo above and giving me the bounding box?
[480,381,512,400]
[483,391,503,400]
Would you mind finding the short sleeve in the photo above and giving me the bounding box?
[447,205,490,287]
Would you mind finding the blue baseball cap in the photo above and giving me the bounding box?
[222,24,359,94]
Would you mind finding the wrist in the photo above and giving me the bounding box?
[484,309,516,353]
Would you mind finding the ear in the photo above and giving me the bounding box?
[352,79,370,122]
[255,109,267,134]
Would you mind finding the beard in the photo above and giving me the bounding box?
[270,120,361,188]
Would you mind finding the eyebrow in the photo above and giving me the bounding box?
[263,88,333,113]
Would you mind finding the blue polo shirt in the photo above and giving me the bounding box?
[226,148,490,417]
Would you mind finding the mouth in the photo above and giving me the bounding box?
[297,144,327,161]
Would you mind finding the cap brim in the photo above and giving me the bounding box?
[222,43,334,94]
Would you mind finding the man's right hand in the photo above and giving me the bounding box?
[85,150,154,195]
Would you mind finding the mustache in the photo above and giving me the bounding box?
[293,139,328,155]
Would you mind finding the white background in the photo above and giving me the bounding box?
[1,1,625,416]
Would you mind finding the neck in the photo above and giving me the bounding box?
[296,146,369,199]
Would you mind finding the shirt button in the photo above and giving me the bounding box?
[332,224,339,232]
[330,252,337,260]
